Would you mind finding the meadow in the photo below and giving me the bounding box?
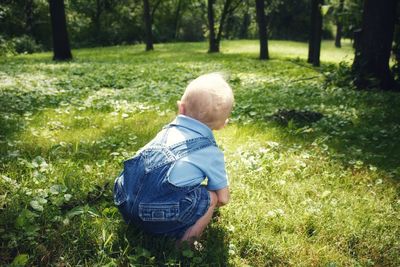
[0,40,399,266]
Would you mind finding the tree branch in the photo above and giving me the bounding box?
[150,0,162,22]
[216,0,232,42]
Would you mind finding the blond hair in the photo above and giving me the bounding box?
[181,73,234,129]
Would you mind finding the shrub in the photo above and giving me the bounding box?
[0,35,16,56]
[12,35,43,54]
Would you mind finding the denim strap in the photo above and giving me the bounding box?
[168,137,216,161]
[160,124,172,144]
[158,123,216,161]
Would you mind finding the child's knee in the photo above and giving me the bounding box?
[209,191,218,208]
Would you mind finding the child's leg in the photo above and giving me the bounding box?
[180,191,217,242]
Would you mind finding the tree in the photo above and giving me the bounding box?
[352,0,399,91]
[239,0,251,39]
[308,0,323,66]
[207,0,242,53]
[207,0,218,52]
[25,0,34,37]
[255,0,269,60]
[334,0,344,48]
[143,0,154,51]
[173,0,183,39]
[142,0,162,51]
[49,0,72,60]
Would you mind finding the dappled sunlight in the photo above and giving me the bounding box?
[16,106,172,161]
[1,40,399,266]
[221,40,354,64]
[0,72,58,91]
[216,121,399,265]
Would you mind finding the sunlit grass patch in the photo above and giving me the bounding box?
[219,122,399,266]
[222,39,354,63]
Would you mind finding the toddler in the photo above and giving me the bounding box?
[113,73,234,242]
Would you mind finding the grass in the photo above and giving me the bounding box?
[0,39,399,266]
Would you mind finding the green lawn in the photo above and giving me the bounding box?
[1,40,399,266]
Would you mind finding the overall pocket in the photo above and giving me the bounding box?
[113,174,127,206]
[178,196,195,223]
[138,203,179,222]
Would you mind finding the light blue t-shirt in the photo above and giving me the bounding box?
[161,115,228,191]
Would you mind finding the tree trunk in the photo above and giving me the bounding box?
[308,0,323,66]
[207,0,238,53]
[216,0,232,46]
[208,0,219,52]
[352,0,398,91]
[143,0,154,51]
[335,23,342,48]
[25,0,34,37]
[225,13,234,39]
[239,4,250,39]
[173,0,183,40]
[308,0,317,63]
[94,0,102,43]
[334,0,344,48]
[255,0,269,60]
[49,0,72,61]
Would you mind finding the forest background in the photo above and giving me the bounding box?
[0,0,363,54]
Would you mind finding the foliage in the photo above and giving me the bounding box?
[337,0,363,38]
[0,35,43,56]
[0,40,399,266]
[0,35,16,56]
[323,61,355,88]
[0,0,366,52]
[12,35,43,54]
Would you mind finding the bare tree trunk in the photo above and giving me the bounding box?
[225,13,234,39]
[94,0,102,43]
[255,0,269,60]
[308,0,323,66]
[335,0,344,48]
[352,0,398,90]
[173,0,183,40]
[308,0,317,63]
[25,0,34,37]
[335,23,342,48]
[208,0,239,53]
[215,0,232,48]
[143,0,154,51]
[208,0,219,52]
[239,0,250,39]
[49,0,72,61]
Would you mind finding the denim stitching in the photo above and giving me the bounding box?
[142,146,176,173]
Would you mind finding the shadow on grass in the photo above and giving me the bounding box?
[116,219,229,266]
[256,95,400,175]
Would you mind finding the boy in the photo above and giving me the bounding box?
[113,73,233,242]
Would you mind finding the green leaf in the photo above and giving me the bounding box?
[182,249,194,258]
[50,184,67,195]
[11,254,29,267]
[136,247,152,258]
[66,207,85,219]
[15,209,38,229]
[321,5,331,16]
[30,200,44,212]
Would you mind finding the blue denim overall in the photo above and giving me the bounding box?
[113,124,216,238]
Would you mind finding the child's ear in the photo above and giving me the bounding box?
[177,101,185,115]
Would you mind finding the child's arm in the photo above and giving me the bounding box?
[214,187,230,207]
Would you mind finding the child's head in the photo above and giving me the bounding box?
[179,73,234,130]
